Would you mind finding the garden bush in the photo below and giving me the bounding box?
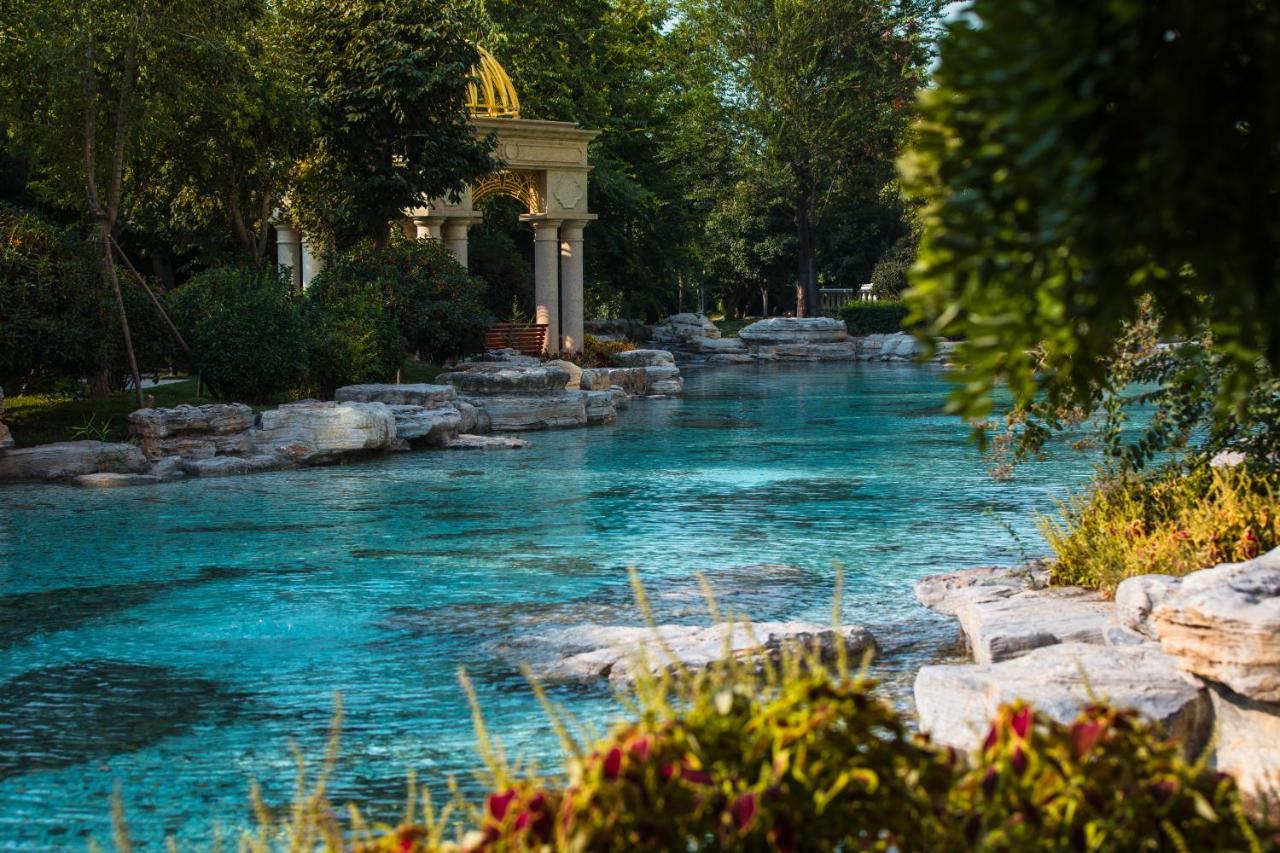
[170,265,309,401]
[304,268,407,397]
[323,237,492,364]
[840,300,909,336]
[1044,465,1280,594]
[869,232,916,299]
[577,334,638,368]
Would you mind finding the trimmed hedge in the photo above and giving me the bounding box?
[840,300,909,335]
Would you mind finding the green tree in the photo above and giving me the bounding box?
[285,0,495,251]
[904,0,1280,423]
[686,0,939,316]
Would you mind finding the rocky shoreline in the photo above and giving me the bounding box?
[912,549,1280,810]
[0,347,685,485]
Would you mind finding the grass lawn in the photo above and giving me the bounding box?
[4,379,215,447]
[709,316,759,338]
[3,359,444,448]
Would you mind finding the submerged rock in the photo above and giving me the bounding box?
[73,472,165,488]
[334,383,456,407]
[442,434,530,450]
[914,643,1211,757]
[1152,547,1280,702]
[914,562,1050,617]
[252,400,396,464]
[956,586,1112,664]
[526,621,877,684]
[0,440,148,481]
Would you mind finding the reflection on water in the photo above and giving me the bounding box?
[0,363,1096,847]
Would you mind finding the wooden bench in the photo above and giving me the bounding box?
[485,322,548,356]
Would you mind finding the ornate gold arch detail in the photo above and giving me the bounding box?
[471,169,543,213]
[467,47,521,118]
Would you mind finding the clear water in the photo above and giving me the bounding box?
[0,363,1099,849]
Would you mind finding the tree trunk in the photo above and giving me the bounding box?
[794,198,819,318]
[95,221,145,409]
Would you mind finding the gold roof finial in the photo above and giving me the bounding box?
[467,47,520,118]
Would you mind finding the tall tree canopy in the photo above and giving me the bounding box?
[904,0,1280,422]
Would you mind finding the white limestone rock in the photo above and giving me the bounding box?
[957,586,1112,664]
[879,332,926,360]
[612,349,676,368]
[1209,685,1280,810]
[545,359,584,391]
[1115,574,1183,640]
[687,336,747,355]
[655,313,720,344]
[914,643,1211,756]
[128,403,255,460]
[461,393,587,431]
[739,317,848,344]
[334,383,456,407]
[0,441,149,481]
[454,400,490,434]
[474,348,541,366]
[1152,547,1280,702]
[915,562,1051,617]
[579,368,612,391]
[439,364,572,395]
[644,365,684,395]
[606,367,650,396]
[585,390,618,425]
[0,420,12,450]
[442,434,530,450]
[252,400,396,464]
[750,342,858,361]
[609,387,630,410]
[527,622,877,684]
[389,404,462,445]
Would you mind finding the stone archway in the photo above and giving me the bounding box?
[406,112,599,355]
[275,48,599,356]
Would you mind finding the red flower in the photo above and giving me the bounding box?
[660,763,676,780]
[731,792,758,829]
[683,768,713,785]
[486,789,517,822]
[1011,707,1032,739]
[602,746,623,779]
[982,724,999,752]
[1071,720,1102,758]
[396,826,427,853]
[628,736,652,762]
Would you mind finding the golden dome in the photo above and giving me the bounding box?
[467,47,520,119]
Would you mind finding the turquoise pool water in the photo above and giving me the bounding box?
[0,363,1098,848]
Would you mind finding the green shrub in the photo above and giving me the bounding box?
[305,267,407,396]
[579,334,637,368]
[322,237,492,364]
[1044,465,1280,594]
[869,232,916,299]
[840,300,909,335]
[170,265,308,401]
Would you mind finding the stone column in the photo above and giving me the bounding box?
[442,221,471,266]
[300,236,323,288]
[531,219,563,354]
[414,216,444,241]
[559,220,587,354]
[275,223,302,291]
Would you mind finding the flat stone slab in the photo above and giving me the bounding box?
[462,392,587,431]
[0,441,149,481]
[612,349,676,368]
[438,365,571,395]
[526,621,877,684]
[128,403,253,440]
[1153,547,1280,702]
[442,434,529,450]
[915,562,1050,616]
[688,336,746,354]
[915,643,1211,756]
[751,342,859,361]
[73,472,165,488]
[957,586,1111,663]
[333,383,456,407]
[739,317,848,344]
